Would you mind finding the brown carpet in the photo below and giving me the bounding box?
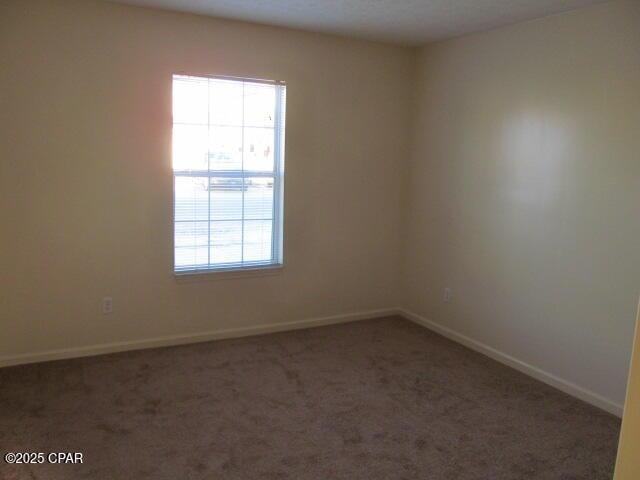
[0,316,620,479]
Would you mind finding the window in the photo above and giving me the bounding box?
[172,75,286,274]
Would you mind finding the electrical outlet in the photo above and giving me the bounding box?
[103,297,113,314]
[443,288,453,303]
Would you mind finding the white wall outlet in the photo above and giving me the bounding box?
[103,297,113,314]
[443,288,453,303]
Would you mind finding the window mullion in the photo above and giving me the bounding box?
[241,81,245,265]
[207,78,212,269]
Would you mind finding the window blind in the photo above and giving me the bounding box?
[172,75,286,273]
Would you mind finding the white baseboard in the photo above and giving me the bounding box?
[0,308,397,369]
[397,308,623,417]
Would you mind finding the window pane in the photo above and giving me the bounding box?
[210,221,242,264]
[173,124,208,171]
[209,126,243,170]
[174,177,209,222]
[243,220,272,262]
[175,221,208,247]
[244,177,274,220]
[244,83,275,128]
[210,179,243,220]
[175,246,208,270]
[243,127,274,172]
[210,79,243,126]
[173,76,208,124]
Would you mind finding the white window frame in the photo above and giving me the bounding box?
[172,74,286,275]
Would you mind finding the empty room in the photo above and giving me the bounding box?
[1,0,639,478]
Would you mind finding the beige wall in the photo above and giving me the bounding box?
[0,0,414,359]
[615,299,640,479]
[403,0,640,410]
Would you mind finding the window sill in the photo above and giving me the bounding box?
[174,264,284,283]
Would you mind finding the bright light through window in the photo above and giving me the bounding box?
[172,75,286,273]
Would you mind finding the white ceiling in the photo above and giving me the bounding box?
[113,0,606,46]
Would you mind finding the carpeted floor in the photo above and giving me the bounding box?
[0,316,620,479]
